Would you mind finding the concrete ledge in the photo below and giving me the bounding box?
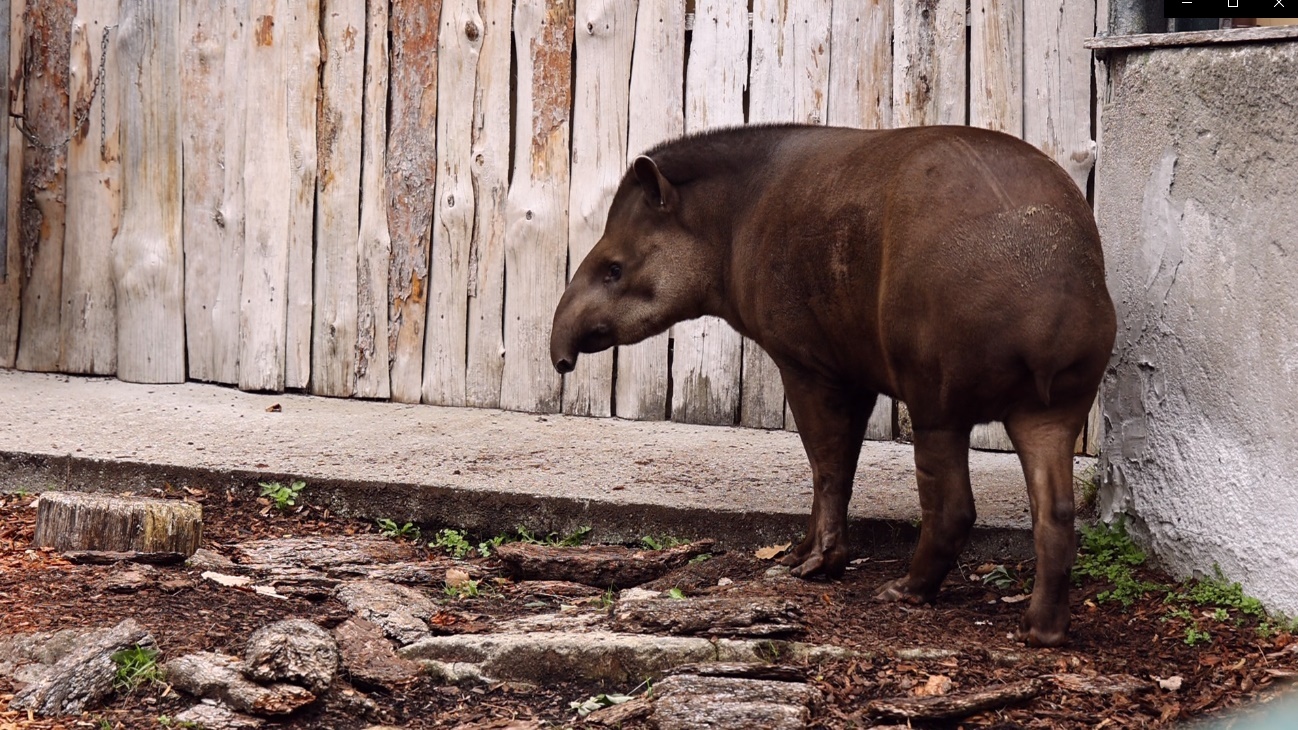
[0,369,1063,560]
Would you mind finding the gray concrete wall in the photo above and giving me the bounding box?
[1096,40,1298,614]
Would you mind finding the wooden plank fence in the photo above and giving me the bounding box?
[0,0,1102,454]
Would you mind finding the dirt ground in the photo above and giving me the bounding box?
[1,487,1296,729]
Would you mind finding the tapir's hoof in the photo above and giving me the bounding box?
[874,577,936,605]
[1018,613,1070,647]
[784,549,848,579]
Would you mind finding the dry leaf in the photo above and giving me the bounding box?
[446,568,472,588]
[912,674,953,697]
[755,542,792,560]
[1001,594,1030,604]
[202,571,252,588]
[265,403,283,412]
[1157,675,1183,691]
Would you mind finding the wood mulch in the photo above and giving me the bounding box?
[1,488,1296,729]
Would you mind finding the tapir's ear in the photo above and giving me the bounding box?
[632,155,677,212]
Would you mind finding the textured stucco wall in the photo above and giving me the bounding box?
[1096,41,1298,613]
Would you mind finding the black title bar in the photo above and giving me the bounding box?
[1165,0,1298,17]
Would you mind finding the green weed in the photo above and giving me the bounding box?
[376,518,420,541]
[982,565,1017,590]
[516,525,592,547]
[1168,566,1266,618]
[111,645,162,693]
[258,480,305,511]
[1072,520,1162,606]
[689,553,713,565]
[444,578,481,599]
[640,535,685,550]
[430,529,474,559]
[667,587,686,600]
[1183,625,1212,646]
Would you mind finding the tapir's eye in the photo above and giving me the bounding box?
[606,263,622,283]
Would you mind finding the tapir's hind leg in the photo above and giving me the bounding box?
[779,373,873,578]
[1003,403,1090,647]
[875,429,976,603]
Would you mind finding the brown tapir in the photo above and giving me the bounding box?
[549,124,1116,647]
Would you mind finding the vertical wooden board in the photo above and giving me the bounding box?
[424,0,478,407]
[970,0,1022,135]
[353,0,391,399]
[1084,0,1106,458]
[748,0,831,431]
[239,0,293,392]
[828,0,891,130]
[14,0,73,372]
[562,0,637,418]
[0,0,21,368]
[111,0,186,383]
[1024,0,1095,193]
[387,0,439,403]
[59,0,119,375]
[891,0,966,127]
[180,0,240,384]
[462,0,510,409]
[500,0,573,414]
[615,0,684,421]
[673,0,746,426]
[284,0,320,389]
[312,0,365,396]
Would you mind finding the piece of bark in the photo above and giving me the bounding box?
[868,679,1045,721]
[64,550,188,565]
[1052,673,1150,696]
[164,652,315,716]
[174,702,266,729]
[243,620,339,694]
[613,596,803,637]
[494,540,715,588]
[9,619,155,716]
[34,492,202,556]
[232,535,416,570]
[669,662,807,682]
[584,696,652,726]
[333,617,422,690]
[652,674,820,730]
[334,580,438,646]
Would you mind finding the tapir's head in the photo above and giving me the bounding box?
[550,155,713,374]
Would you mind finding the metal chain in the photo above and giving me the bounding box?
[12,24,116,157]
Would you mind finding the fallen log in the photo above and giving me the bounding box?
[63,550,188,565]
[613,596,803,637]
[34,492,202,556]
[494,540,715,588]
[868,679,1045,721]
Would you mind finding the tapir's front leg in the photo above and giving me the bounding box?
[779,370,873,578]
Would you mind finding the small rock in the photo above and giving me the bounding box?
[763,565,792,580]
[1157,675,1184,692]
[165,652,315,716]
[334,617,422,689]
[174,701,265,729]
[243,619,339,693]
[618,587,661,601]
[717,577,734,587]
[9,619,155,716]
[913,674,953,697]
[335,580,439,646]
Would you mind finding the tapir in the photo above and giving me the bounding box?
[549,124,1117,647]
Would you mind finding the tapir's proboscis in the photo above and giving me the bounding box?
[549,124,1116,647]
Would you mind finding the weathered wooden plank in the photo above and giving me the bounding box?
[562,0,637,417]
[749,0,831,431]
[14,0,73,372]
[1024,0,1095,193]
[180,0,242,384]
[970,0,1023,135]
[1084,0,1108,458]
[353,0,391,399]
[614,0,684,421]
[59,0,119,375]
[673,0,746,426]
[285,0,321,389]
[424,0,478,407]
[828,0,891,130]
[312,0,365,397]
[239,0,293,392]
[892,0,966,127]
[1083,24,1298,50]
[1,0,22,368]
[500,0,573,414]
[387,0,439,404]
[462,0,510,408]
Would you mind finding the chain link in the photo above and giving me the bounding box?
[11,24,116,157]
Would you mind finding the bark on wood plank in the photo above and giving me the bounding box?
[892,0,966,127]
[1025,0,1096,193]
[386,0,439,404]
[461,0,509,409]
[15,0,73,373]
[499,0,573,414]
[284,0,320,390]
[312,0,365,397]
[59,0,119,376]
[34,491,203,555]
[561,0,636,418]
[425,0,480,407]
[614,0,684,421]
[9,619,154,716]
[111,0,186,383]
[494,540,715,588]
[0,0,22,368]
[353,0,391,399]
[672,0,746,426]
[613,596,804,637]
[164,652,316,716]
[868,678,1045,721]
[240,0,293,392]
[181,0,243,385]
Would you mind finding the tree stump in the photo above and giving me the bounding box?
[33,492,202,557]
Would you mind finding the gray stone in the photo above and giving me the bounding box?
[164,652,315,716]
[174,701,265,729]
[9,619,155,716]
[335,580,438,645]
[243,619,338,694]
[652,674,821,730]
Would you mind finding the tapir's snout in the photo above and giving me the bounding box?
[550,286,582,374]
[553,354,576,374]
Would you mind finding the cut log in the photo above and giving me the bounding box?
[164,652,315,716]
[33,491,202,556]
[494,540,715,588]
[613,596,804,637]
[868,679,1045,721]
